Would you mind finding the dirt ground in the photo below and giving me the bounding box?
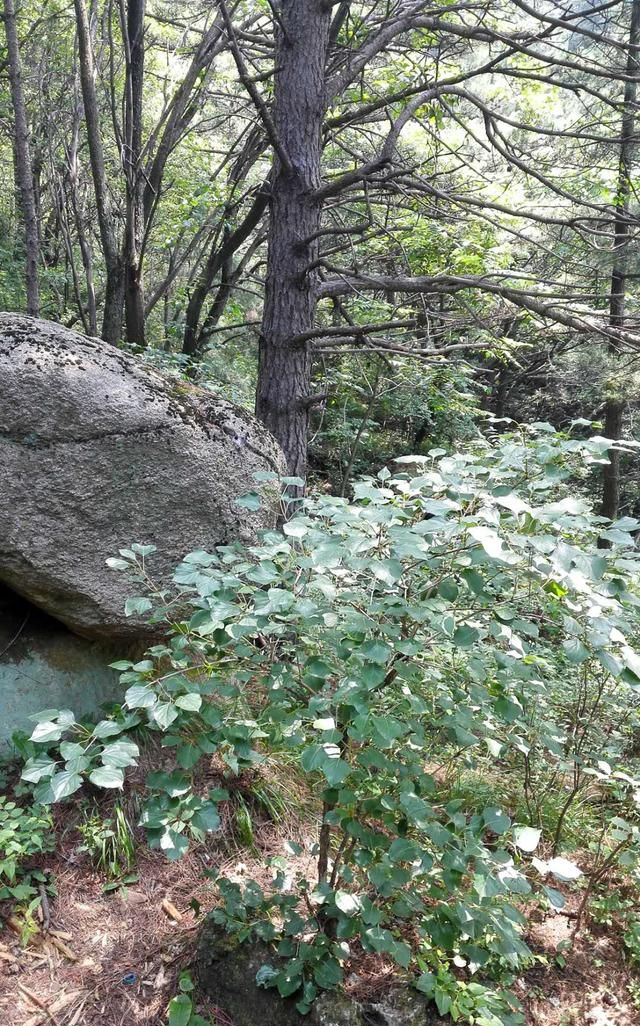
[519,906,640,1026]
[1,781,639,1026]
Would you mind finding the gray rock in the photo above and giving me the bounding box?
[0,314,285,639]
[0,587,137,750]
[195,920,442,1026]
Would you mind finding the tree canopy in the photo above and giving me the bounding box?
[2,0,640,501]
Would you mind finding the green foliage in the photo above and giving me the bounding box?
[20,706,142,803]
[590,887,640,970]
[0,796,54,903]
[19,425,640,1023]
[167,973,211,1026]
[309,356,479,490]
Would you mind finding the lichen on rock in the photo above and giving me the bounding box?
[0,314,286,640]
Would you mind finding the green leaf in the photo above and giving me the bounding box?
[92,720,123,739]
[323,758,351,786]
[31,721,64,744]
[277,970,303,997]
[177,744,201,770]
[562,638,589,664]
[124,597,153,617]
[175,693,202,712]
[359,640,392,663]
[160,828,190,861]
[438,578,459,601]
[106,558,131,571]
[335,891,362,916]
[416,972,436,996]
[191,803,221,834]
[89,765,125,789]
[543,886,565,909]
[513,826,541,852]
[168,994,192,1026]
[131,544,157,557]
[147,771,191,797]
[235,491,262,511]
[256,964,279,989]
[283,521,308,538]
[59,746,85,763]
[483,808,511,834]
[453,625,479,648]
[597,650,622,677]
[28,709,63,723]
[300,745,326,773]
[153,703,179,730]
[388,838,422,863]
[21,756,57,783]
[49,770,83,802]
[125,684,157,709]
[313,957,343,990]
[100,740,139,768]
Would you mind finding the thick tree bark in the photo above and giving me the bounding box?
[4,0,40,316]
[600,0,640,523]
[74,0,124,343]
[255,0,332,478]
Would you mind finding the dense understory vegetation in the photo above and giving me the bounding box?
[4,1,640,1022]
[3,425,640,1025]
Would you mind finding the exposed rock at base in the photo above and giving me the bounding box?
[0,315,285,639]
[195,920,442,1026]
[0,587,134,749]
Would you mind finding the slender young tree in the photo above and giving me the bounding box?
[121,0,146,344]
[600,0,640,522]
[74,0,125,343]
[3,0,40,316]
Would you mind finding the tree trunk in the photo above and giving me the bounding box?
[600,0,640,523]
[67,105,98,334]
[255,0,331,478]
[122,0,146,345]
[601,399,624,521]
[74,0,124,343]
[4,0,40,316]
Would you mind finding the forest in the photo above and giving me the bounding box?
[2,2,640,1025]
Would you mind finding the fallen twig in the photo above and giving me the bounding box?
[21,988,85,1026]
[17,982,62,1026]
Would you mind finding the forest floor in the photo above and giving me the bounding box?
[1,747,639,1026]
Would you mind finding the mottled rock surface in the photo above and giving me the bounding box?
[0,314,285,639]
[195,920,442,1026]
[0,587,135,749]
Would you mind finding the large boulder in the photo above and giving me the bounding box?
[0,314,285,640]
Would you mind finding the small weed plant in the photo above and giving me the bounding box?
[0,795,53,903]
[78,801,136,883]
[18,426,640,1024]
